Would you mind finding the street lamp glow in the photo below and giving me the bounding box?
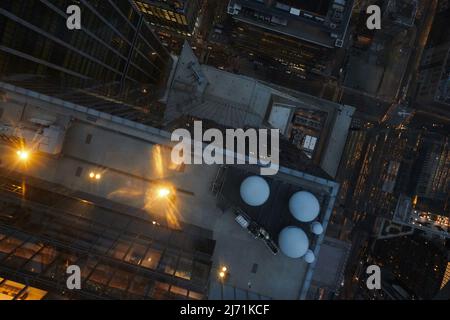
[219,271,225,279]
[221,266,227,272]
[89,172,95,179]
[16,150,30,161]
[157,187,171,198]
[95,173,102,180]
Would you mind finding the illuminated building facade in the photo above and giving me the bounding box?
[133,0,202,36]
[0,0,173,107]
[369,234,447,299]
[336,122,450,239]
[133,0,203,53]
[0,169,215,300]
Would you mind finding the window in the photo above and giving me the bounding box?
[109,270,132,291]
[188,291,204,300]
[124,243,147,265]
[75,167,83,177]
[0,280,26,300]
[175,257,193,280]
[23,246,57,274]
[191,260,210,284]
[111,240,130,260]
[151,281,170,299]
[128,276,151,296]
[141,248,162,270]
[85,134,93,144]
[16,286,47,300]
[170,285,188,297]
[89,263,114,285]
[158,251,178,275]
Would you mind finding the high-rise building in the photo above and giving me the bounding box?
[381,0,417,35]
[226,0,354,78]
[0,76,342,299]
[367,234,447,300]
[0,0,173,109]
[165,43,355,178]
[416,2,450,119]
[0,169,215,300]
[335,121,450,238]
[132,0,203,52]
[133,0,202,36]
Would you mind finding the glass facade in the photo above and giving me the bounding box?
[133,0,201,35]
[0,172,215,300]
[0,0,173,108]
[230,20,329,79]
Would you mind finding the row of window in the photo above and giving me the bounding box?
[0,0,170,91]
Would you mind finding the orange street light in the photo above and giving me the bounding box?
[16,150,30,161]
[157,187,171,198]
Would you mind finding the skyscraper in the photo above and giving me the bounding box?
[226,0,354,79]
[132,0,204,53]
[416,1,450,119]
[133,0,202,37]
[0,0,173,109]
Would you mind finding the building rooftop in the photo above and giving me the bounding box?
[165,43,355,177]
[0,80,340,299]
[305,236,351,299]
[227,0,354,48]
[385,0,418,28]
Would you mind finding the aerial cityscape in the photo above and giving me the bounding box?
[0,0,449,304]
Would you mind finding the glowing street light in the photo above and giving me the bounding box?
[157,187,171,198]
[89,172,102,181]
[219,266,228,281]
[16,150,30,161]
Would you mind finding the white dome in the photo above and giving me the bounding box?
[311,222,324,235]
[304,250,315,264]
[240,176,270,206]
[278,226,309,259]
[289,191,320,222]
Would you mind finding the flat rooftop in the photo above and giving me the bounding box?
[228,0,354,47]
[387,0,418,27]
[165,44,355,177]
[0,81,339,299]
[277,0,332,16]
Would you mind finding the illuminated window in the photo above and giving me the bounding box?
[141,248,162,270]
[441,263,450,289]
[0,279,47,300]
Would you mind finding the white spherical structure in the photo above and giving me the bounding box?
[304,250,315,264]
[289,191,320,222]
[278,226,309,259]
[240,176,270,206]
[311,222,324,235]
